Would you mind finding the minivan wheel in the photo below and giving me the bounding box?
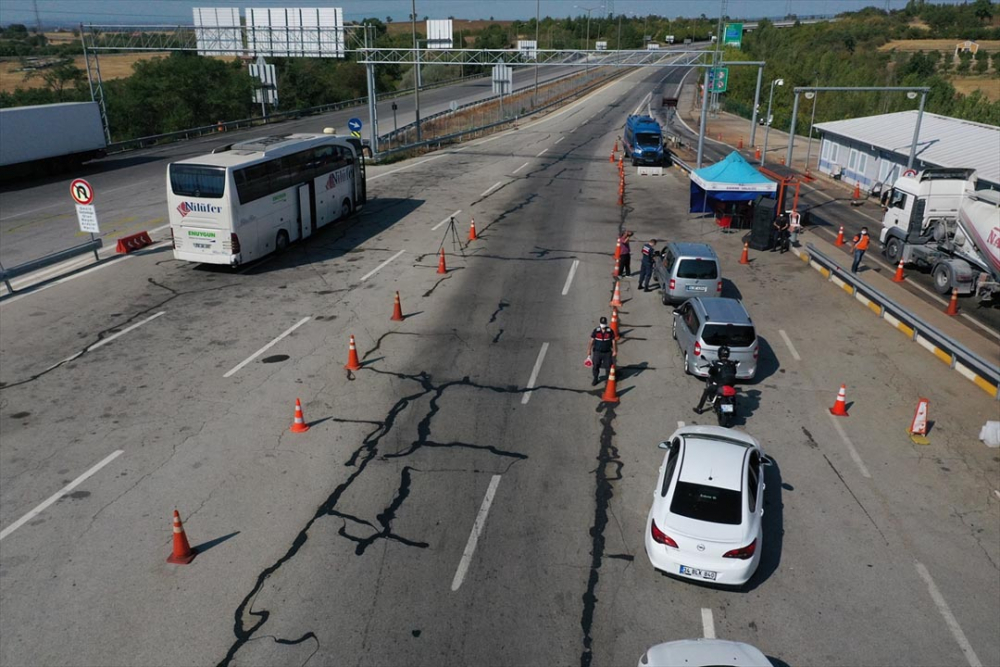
[661,289,669,306]
[683,352,691,375]
[671,318,677,340]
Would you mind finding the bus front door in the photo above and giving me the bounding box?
[298,184,314,240]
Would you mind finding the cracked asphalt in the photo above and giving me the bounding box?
[1,60,998,667]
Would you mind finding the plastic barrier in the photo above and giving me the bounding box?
[116,231,154,254]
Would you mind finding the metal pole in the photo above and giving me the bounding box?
[411,0,422,143]
[617,14,622,50]
[534,0,540,105]
[907,92,926,169]
[785,91,800,167]
[366,63,378,155]
[696,62,711,169]
[804,92,818,170]
[749,65,762,147]
[762,82,775,166]
[586,11,591,73]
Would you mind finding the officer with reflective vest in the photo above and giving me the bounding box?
[851,227,870,273]
[587,316,617,386]
[638,238,658,292]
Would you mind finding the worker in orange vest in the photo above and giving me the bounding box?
[850,227,870,274]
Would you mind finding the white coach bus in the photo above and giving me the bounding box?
[167,131,366,267]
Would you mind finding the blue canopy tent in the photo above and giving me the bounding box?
[689,151,777,213]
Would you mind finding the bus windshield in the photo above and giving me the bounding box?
[170,165,226,199]
[636,132,660,147]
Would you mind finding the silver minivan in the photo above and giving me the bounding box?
[655,242,723,305]
[672,297,758,380]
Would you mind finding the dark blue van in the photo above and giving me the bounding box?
[623,115,665,166]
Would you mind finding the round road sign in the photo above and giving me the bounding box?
[70,178,94,205]
[348,117,363,132]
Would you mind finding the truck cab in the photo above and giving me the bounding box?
[624,115,666,167]
[880,168,975,256]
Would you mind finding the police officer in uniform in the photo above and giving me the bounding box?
[638,238,658,292]
[587,316,617,386]
[694,346,738,414]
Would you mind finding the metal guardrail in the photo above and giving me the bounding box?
[805,243,1000,398]
[0,238,103,293]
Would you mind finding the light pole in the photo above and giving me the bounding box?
[411,0,421,142]
[575,5,597,73]
[761,78,783,166]
[534,0,540,105]
[804,90,818,171]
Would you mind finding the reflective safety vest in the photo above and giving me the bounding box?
[854,233,870,250]
[641,243,655,261]
[591,327,614,352]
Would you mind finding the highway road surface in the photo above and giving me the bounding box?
[1,61,998,667]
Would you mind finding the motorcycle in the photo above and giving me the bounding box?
[697,358,738,427]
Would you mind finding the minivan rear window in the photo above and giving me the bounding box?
[677,258,718,279]
[702,324,756,347]
[670,482,742,525]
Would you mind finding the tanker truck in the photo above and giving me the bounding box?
[879,168,1000,303]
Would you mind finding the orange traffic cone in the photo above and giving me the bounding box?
[601,365,620,403]
[610,280,623,307]
[613,139,619,152]
[738,137,744,149]
[618,155,623,170]
[614,239,622,260]
[290,398,310,433]
[610,308,620,340]
[835,226,845,246]
[391,291,404,321]
[468,217,478,241]
[755,147,761,161]
[610,150,615,163]
[345,335,362,371]
[945,288,959,316]
[739,242,750,265]
[613,256,621,278]
[852,182,861,200]
[166,510,197,564]
[437,248,447,274]
[829,384,849,417]
[892,259,905,282]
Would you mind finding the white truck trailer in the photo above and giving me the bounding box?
[879,168,1000,302]
[0,102,107,180]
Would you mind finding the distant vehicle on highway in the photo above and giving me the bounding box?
[639,638,772,666]
[167,130,367,268]
[655,241,722,305]
[0,102,107,181]
[623,115,666,166]
[672,297,758,380]
[644,425,770,588]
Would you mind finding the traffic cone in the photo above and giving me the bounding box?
[345,335,362,371]
[391,291,404,321]
[601,365,620,403]
[437,248,447,274]
[610,150,615,163]
[755,147,761,161]
[613,139,619,152]
[829,384,849,417]
[738,137,744,149]
[613,256,621,278]
[835,226,845,246]
[908,398,930,445]
[610,308,620,340]
[610,280,623,307]
[290,398,310,433]
[618,155,623,170]
[945,288,959,316]
[468,217,477,241]
[892,259,905,282]
[739,242,750,265]
[166,510,197,565]
[852,182,861,200]
[614,239,622,260]
[618,190,624,206]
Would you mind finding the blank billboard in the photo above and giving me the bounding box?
[426,19,453,49]
[193,7,242,56]
[246,7,345,58]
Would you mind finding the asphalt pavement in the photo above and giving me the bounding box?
[0,59,998,667]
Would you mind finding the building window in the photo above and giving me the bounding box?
[848,148,858,172]
[829,143,840,164]
[857,152,868,175]
[821,139,830,160]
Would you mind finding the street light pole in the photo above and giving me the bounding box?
[534,0,540,105]
[762,78,783,166]
[411,0,422,143]
[804,91,818,171]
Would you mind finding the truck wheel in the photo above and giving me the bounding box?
[275,230,290,253]
[885,237,903,264]
[932,264,952,295]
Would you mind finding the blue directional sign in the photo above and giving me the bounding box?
[348,117,363,132]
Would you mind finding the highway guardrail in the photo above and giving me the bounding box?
[0,238,103,294]
[803,243,1000,399]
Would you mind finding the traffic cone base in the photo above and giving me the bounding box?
[739,242,750,265]
[437,248,447,274]
[391,291,405,321]
[345,335,362,371]
[167,510,197,565]
[602,366,620,403]
[829,384,849,417]
[290,398,310,433]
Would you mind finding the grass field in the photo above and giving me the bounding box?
[879,39,1000,52]
[950,74,1000,101]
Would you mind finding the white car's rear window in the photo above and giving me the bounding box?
[670,482,742,525]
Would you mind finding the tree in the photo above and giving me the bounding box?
[974,0,993,23]
[26,60,86,101]
[974,49,989,74]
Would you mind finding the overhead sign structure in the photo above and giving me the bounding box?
[517,39,538,59]
[75,204,100,234]
[724,23,743,48]
[348,117,363,138]
[491,64,512,95]
[193,8,242,56]
[247,7,345,58]
[70,178,94,205]
[248,55,278,105]
[426,19,454,49]
[707,67,729,93]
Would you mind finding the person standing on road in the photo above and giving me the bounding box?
[771,214,789,252]
[588,316,617,386]
[638,238,658,292]
[618,230,633,277]
[851,227,870,273]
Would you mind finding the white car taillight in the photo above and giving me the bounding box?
[694,342,701,356]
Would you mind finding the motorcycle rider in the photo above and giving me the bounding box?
[693,345,738,414]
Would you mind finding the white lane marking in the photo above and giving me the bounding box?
[432,210,462,231]
[360,249,405,282]
[994,490,1000,500]
[47,311,166,371]
[0,450,124,541]
[632,91,652,116]
[368,154,446,181]
[223,316,311,378]
[701,608,716,639]
[480,181,503,198]
[915,562,982,667]
[521,342,550,405]
[536,149,548,157]
[554,136,565,144]
[512,161,530,174]
[778,329,802,362]
[827,413,872,479]
[148,223,170,235]
[451,474,502,591]
[561,259,580,296]
[0,255,134,306]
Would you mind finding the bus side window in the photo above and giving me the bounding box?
[238,163,271,204]
[312,146,335,175]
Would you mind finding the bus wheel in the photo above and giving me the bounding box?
[275,230,290,253]
[341,198,353,219]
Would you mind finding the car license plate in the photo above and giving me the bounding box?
[721,404,734,413]
[194,242,211,249]
[686,285,708,292]
[680,565,717,580]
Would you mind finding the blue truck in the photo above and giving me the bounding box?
[623,115,666,166]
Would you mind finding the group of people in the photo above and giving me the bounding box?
[613,230,659,292]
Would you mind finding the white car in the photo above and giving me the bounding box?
[644,425,769,587]
[639,639,772,667]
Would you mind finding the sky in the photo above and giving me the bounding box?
[0,0,973,27]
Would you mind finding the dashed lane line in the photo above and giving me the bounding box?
[46,311,166,372]
[360,249,406,282]
[223,316,311,378]
[0,450,124,541]
[535,149,548,157]
[778,329,802,362]
[701,608,716,639]
[915,561,983,667]
[827,412,872,479]
[480,181,504,198]
[521,342,550,405]
[512,161,531,175]
[451,474,502,591]
[561,259,580,296]
[554,136,565,144]
[432,210,462,231]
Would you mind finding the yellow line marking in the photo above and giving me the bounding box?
[972,375,999,398]
[932,347,952,365]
